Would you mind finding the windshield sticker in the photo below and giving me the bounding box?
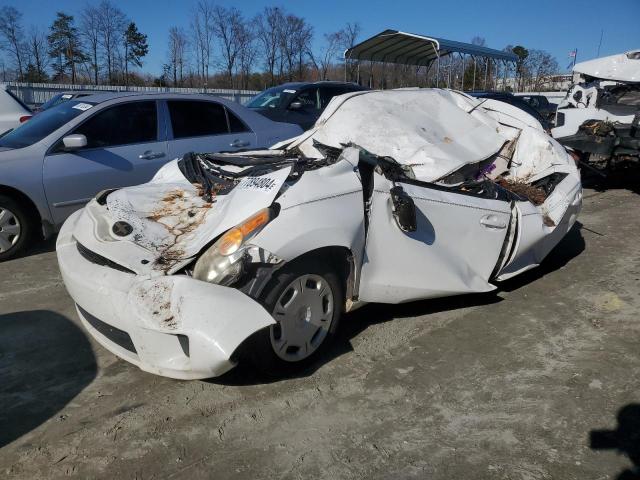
[72,102,93,111]
[61,94,73,99]
[237,176,277,192]
[283,89,296,94]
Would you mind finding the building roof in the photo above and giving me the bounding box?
[345,29,518,67]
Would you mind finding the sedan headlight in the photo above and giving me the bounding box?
[193,208,273,285]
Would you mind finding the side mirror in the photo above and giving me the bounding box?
[288,101,303,111]
[62,134,87,150]
[390,186,417,232]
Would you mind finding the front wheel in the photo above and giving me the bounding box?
[247,257,344,375]
[0,195,31,261]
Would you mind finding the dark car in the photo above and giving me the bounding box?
[247,81,368,130]
[517,94,557,126]
[469,91,551,131]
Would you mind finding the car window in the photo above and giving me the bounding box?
[0,100,95,149]
[246,86,296,109]
[74,101,157,149]
[168,100,229,138]
[291,88,320,110]
[319,87,346,108]
[226,108,250,133]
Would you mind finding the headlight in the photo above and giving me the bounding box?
[193,208,273,285]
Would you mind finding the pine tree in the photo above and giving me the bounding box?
[123,22,148,86]
[47,12,86,83]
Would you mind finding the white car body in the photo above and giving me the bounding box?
[552,50,640,157]
[0,85,31,134]
[57,89,582,379]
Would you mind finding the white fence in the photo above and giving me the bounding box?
[5,82,260,107]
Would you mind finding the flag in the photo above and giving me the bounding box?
[568,50,577,58]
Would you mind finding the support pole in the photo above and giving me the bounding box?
[461,53,466,91]
[436,56,440,87]
[484,58,488,90]
[472,56,476,91]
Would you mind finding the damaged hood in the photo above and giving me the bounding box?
[73,160,291,274]
[286,89,511,182]
[573,50,640,82]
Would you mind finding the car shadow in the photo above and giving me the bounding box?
[590,403,640,480]
[214,222,585,386]
[497,220,586,293]
[0,310,97,447]
[582,163,640,195]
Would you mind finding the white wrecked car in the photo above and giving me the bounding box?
[553,50,640,167]
[57,89,582,379]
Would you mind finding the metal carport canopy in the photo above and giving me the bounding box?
[344,29,518,66]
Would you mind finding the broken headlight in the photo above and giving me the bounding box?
[193,208,273,286]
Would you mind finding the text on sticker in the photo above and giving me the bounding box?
[238,176,277,192]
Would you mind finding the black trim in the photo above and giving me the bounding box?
[78,304,137,354]
[76,242,135,274]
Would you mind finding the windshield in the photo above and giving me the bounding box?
[0,100,96,149]
[39,93,73,111]
[247,86,296,109]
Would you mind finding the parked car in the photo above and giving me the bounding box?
[552,50,640,170]
[0,92,302,260]
[34,90,104,113]
[56,89,582,380]
[0,85,32,134]
[469,91,550,130]
[247,81,368,130]
[517,94,557,126]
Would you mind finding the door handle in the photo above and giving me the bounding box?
[229,139,250,148]
[480,214,507,229]
[139,150,165,160]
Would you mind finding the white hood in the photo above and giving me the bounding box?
[573,50,640,82]
[73,161,291,274]
[287,89,511,182]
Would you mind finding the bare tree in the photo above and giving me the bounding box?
[97,0,126,84]
[81,4,101,84]
[279,14,313,81]
[524,49,559,91]
[315,30,344,80]
[27,26,49,81]
[191,0,214,85]
[237,20,257,89]
[212,6,245,88]
[254,6,284,86]
[167,26,188,86]
[340,22,360,81]
[0,6,26,79]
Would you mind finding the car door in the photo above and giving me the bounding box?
[357,174,513,304]
[43,100,168,225]
[165,99,257,157]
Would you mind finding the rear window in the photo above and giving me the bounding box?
[168,100,229,138]
[0,100,95,149]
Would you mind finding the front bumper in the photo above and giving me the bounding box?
[56,211,275,380]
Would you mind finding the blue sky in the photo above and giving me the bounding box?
[7,0,640,76]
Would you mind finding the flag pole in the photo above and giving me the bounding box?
[572,48,578,69]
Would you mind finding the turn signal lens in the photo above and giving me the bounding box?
[217,208,271,256]
[217,227,244,256]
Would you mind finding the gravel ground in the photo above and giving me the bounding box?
[1,172,639,480]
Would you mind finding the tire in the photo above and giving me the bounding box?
[246,256,344,376]
[0,194,32,261]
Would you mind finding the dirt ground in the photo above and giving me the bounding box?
[1,172,639,480]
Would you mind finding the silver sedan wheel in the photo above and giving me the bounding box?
[0,207,21,253]
[270,274,334,362]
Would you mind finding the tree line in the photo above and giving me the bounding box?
[0,1,561,92]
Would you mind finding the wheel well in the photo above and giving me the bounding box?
[288,246,355,303]
[0,185,42,230]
